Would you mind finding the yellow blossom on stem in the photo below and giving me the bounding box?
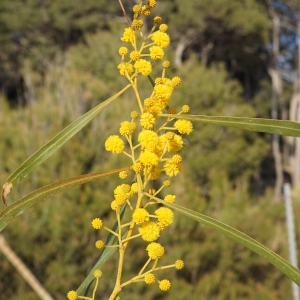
[155,207,174,226]
[132,162,143,173]
[148,0,157,8]
[159,279,171,291]
[140,112,156,129]
[159,24,168,32]
[119,121,137,136]
[67,290,78,300]
[118,46,128,56]
[121,27,135,43]
[117,62,134,76]
[131,110,139,118]
[92,218,103,229]
[151,31,170,48]
[94,269,103,278]
[182,105,190,113]
[95,240,105,249]
[134,59,152,76]
[154,16,162,24]
[163,179,171,187]
[145,273,156,284]
[119,170,128,179]
[164,159,181,177]
[172,76,181,86]
[174,119,193,135]
[131,182,139,193]
[175,260,184,270]
[146,242,165,259]
[133,4,142,13]
[149,46,164,60]
[105,135,125,154]
[130,50,141,61]
[162,60,171,68]
[164,194,176,203]
[139,222,160,241]
[140,151,159,168]
[132,19,144,29]
[133,208,150,224]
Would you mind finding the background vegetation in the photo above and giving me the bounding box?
[1,0,300,299]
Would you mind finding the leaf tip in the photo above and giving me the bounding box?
[2,182,13,207]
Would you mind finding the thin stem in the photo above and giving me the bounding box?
[118,0,131,27]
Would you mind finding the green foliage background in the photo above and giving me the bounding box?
[0,1,298,299]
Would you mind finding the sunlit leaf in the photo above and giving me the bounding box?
[0,167,130,232]
[150,195,300,286]
[160,114,300,137]
[2,84,132,205]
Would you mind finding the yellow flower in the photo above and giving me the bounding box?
[130,50,141,61]
[149,46,164,60]
[131,110,139,118]
[140,151,159,168]
[154,84,173,107]
[163,159,181,177]
[172,154,182,164]
[133,208,150,224]
[93,269,103,278]
[159,24,168,32]
[138,130,159,148]
[159,134,183,153]
[134,59,152,76]
[151,31,170,48]
[162,60,171,68]
[139,222,160,241]
[172,76,181,86]
[95,240,105,249]
[114,184,131,196]
[131,182,139,193]
[154,16,162,24]
[175,260,184,270]
[132,19,144,29]
[159,279,171,291]
[140,112,156,129]
[117,62,134,76]
[164,194,176,203]
[119,170,128,179]
[182,105,190,113]
[133,4,142,13]
[174,119,193,135]
[142,5,151,16]
[148,0,157,8]
[146,242,165,259]
[145,273,156,284]
[121,27,135,43]
[163,179,171,187]
[155,207,174,226]
[92,218,103,229]
[67,290,78,300]
[119,121,137,135]
[118,46,128,56]
[105,135,125,154]
[132,162,143,173]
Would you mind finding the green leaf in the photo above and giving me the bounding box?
[150,195,300,286]
[0,167,130,232]
[160,114,300,137]
[2,84,131,200]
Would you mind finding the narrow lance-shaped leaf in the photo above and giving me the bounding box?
[149,195,300,286]
[160,114,300,137]
[2,84,132,205]
[0,167,130,232]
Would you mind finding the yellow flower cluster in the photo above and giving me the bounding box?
[80,1,190,298]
